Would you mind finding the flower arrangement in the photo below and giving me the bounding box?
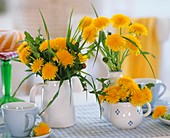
[152,105,169,120]
[98,76,154,107]
[80,7,155,75]
[12,10,98,114]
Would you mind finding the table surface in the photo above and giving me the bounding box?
[0,93,170,138]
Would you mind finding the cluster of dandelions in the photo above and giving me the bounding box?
[80,13,154,75]
[99,76,153,107]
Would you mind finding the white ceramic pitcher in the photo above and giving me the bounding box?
[30,80,75,128]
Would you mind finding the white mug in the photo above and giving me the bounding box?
[134,78,166,108]
[1,102,38,137]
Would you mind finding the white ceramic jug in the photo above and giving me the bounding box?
[30,80,75,128]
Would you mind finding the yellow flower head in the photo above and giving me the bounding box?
[82,25,98,43]
[117,76,134,86]
[128,83,140,95]
[105,86,120,104]
[130,90,146,106]
[39,40,48,52]
[105,34,125,52]
[53,37,66,50]
[117,88,130,101]
[56,49,75,68]
[19,46,32,64]
[124,35,141,55]
[110,14,130,29]
[78,53,88,63]
[141,86,152,103]
[152,106,168,120]
[33,122,50,136]
[128,23,148,36]
[17,42,28,54]
[31,58,44,73]
[79,16,93,30]
[93,16,109,31]
[105,94,120,104]
[42,62,58,80]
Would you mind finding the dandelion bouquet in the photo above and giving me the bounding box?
[81,6,155,75]
[12,10,98,114]
[98,76,154,107]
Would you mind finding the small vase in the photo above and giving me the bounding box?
[109,102,151,129]
[30,80,75,128]
[102,71,123,121]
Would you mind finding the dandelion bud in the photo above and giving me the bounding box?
[81,63,86,69]
[103,57,108,63]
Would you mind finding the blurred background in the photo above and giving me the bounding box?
[0,0,170,98]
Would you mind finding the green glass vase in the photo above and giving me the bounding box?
[0,60,24,107]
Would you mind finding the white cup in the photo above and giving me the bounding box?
[1,102,38,137]
[134,78,166,108]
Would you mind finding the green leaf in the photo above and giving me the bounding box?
[39,9,50,40]
[91,3,98,17]
[39,80,64,115]
[145,83,155,89]
[66,8,74,43]
[123,36,156,78]
[12,73,35,97]
[141,51,156,58]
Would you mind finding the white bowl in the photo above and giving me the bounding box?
[159,117,170,125]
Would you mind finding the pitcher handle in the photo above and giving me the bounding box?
[30,83,47,103]
[158,83,166,99]
[143,102,152,117]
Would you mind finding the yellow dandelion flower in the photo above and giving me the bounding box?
[17,42,28,54]
[117,76,134,86]
[54,37,66,50]
[128,23,148,36]
[110,14,130,29]
[128,83,140,95]
[152,106,168,120]
[103,87,110,94]
[31,58,44,73]
[130,90,146,106]
[105,34,125,52]
[79,16,93,30]
[124,35,141,55]
[107,86,120,95]
[117,89,130,101]
[141,86,152,103]
[33,122,50,136]
[42,62,58,80]
[105,94,120,104]
[19,46,32,64]
[106,86,120,104]
[56,49,75,68]
[39,40,48,52]
[78,53,88,63]
[82,25,98,43]
[93,16,109,31]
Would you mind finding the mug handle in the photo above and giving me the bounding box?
[24,113,35,132]
[30,83,48,112]
[158,83,166,99]
[143,102,152,117]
